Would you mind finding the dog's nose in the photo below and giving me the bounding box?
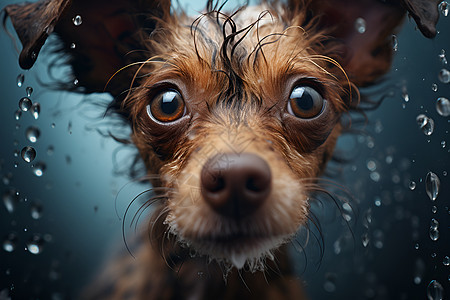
[201,152,271,219]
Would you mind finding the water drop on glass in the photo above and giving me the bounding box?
[30,102,40,120]
[26,86,33,97]
[16,73,24,87]
[439,68,450,83]
[436,97,450,117]
[416,114,434,136]
[426,171,440,201]
[14,110,21,121]
[441,141,446,148]
[72,15,82,26]
[427,280,444,300]
[391,34,398,51]
[430,218,439,230]
[70,42,76,49]
[431,83,438,92]
[73,78,79,86]
[30,202,43,220]
[2,233,17,252]
[26,235,43,255]
[429,227,439,241]
[439,49,448,65]
[25,126,40,143]
[51,123,56,129]
[414,243,419,250]
[21,146,36,163]
[362,232,369,247]
[432,206,437,213]
[2,189,19,213]
[443,256,450,266]
[19,97,32,112]
[409,181,416,190]
[323,273,337,293]
[355,17,366,34]
[32,162,46,177]
[402,88,409,102]
[439,1,449,16]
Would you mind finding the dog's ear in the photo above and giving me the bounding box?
[297,0,440,86]
[3,0,170,96]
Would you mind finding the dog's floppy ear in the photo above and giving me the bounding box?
[299,0,440,86]
[3,0,170,96]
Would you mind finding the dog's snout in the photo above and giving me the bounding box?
[201,152,271,218]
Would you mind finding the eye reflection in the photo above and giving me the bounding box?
[287,86,324,119]
[147,89,185,122]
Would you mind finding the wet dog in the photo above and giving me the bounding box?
[3,0,439,299]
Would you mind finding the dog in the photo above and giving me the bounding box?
[3,0,440,299]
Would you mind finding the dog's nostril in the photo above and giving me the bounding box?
[201,152,271,219]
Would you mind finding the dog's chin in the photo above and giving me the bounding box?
[170,228,291,270]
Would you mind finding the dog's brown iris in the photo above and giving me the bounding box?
[148,90,185,122]
[287,86,324,119]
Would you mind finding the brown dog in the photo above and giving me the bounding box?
[3,0,440,299]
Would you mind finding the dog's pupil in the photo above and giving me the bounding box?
[291,87,313,111]
[160,91,180,115]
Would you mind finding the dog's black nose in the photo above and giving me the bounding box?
[201,152,271,219]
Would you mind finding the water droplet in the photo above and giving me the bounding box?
[391,34,398,51]
[443,171,448,176]
[25,126,40,143]
[430,218,439,230]
[70,42,76,49]
[47,145,54,156]
[14,110,21,120]
[323,273,337,293]
[443,256,450,266]
[439,49,448,65]
[362,232,369,247]
[72,15,82,26]
[370,172,380,182]
[427,280,444,300]
[31,51,36,60]
[431,83,438,92]
[21,146,36,163]
[26,235,43,255]
[30,102,40,120]
[431,252,437,258]
[374,197,381,207]
[414,243,419,250]
[19,97,32,112]
[426,171,440,201]
[416,114,434,136]
[432,206,437,213]
[366,160,376,171]
[438,68,450,83]
[2,189,19,213]
[355,17,366,34]
[373,230,384,249]
[68,121,72,134]
[402,87,409,102]
[16,74,24,87]
[26,86,33,97]
[436,97,450,117]
[429,227,439,241]
[409,181,416,190]
[441,141,446,148]
[73,78,79,86]
[30,202,43,219]
[32,162,46,177]
[439,1,449,17]
[2,233,18,252]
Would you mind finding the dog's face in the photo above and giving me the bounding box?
[4,0,438,270]
[126,7,348,268]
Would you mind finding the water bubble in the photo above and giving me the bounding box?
[2,173,12,185]
[355,17,366,34]
[366,160,377,171]
[431,83,438,92]
[26,86,33,97]
[409,181,416,190]
[30,202,43,219]
[32,162,46,177]
[72,15,82,26]
[439,49,448,65]
[370,172,380,182]
[373,230,384,249]
[51,123,56,129]
[2,189,19,213]
[416,114,434,136]
[443,256,450,266]
[427,280,444,300]
[414,243,419,250]
[26,235,43,255]
[70,43,76,49]
[429,227,439,241]
[16,73,24,87]
[430,218,439,230]
[436,97,450,117]
[323,273,337,293]
[25,126,40,143]
[439,68,450,83]
[374,197,381,207]
[14,110,21,120]
[391,34,398,51]
[21,146,36,163]
[431,252,437,258]
[425,171,440,201]
[19,97,32,111]
[30,102,40,120]
[73,78,79,86]
[2,233,18,252]
[439,1,449,17]
[432,206,437,213]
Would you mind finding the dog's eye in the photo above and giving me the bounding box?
[287,86,324,118]
[147,90,185,122]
